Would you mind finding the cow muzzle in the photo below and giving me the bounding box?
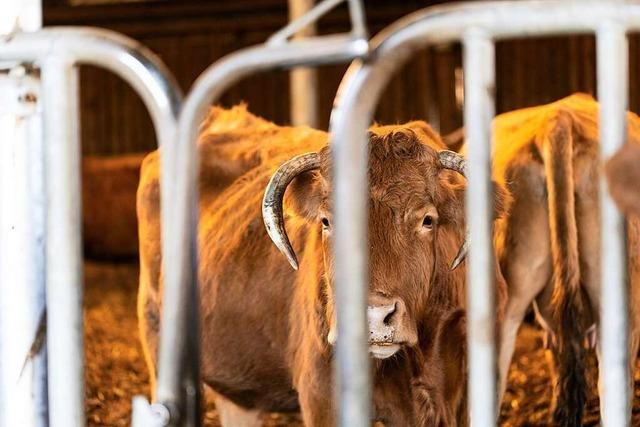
[327,297,418,360]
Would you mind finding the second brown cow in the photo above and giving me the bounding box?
[493,94,640,426]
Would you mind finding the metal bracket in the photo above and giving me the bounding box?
[0,66,39,117]
[131,397,171,427]
[267,0,367,46]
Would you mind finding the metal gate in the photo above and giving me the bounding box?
[1,0,638,426]
[0,26,182,427]
[0,1,368,426]
[329,1,638,426]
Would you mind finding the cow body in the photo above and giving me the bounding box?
[138,106,507,426]
[492,93,640,425]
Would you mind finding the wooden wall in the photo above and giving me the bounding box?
[43,0,640,155]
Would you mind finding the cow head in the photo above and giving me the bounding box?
[262,125,474,360]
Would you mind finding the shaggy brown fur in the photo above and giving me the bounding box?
[411,309,467,427]
[137,106,508,426]
[492,93,640,426]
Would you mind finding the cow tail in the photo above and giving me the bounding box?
[543,110,586,427]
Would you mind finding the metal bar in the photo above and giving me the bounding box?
[268,0,344,45]
[41,56,84,427]
[0,28,182,145]
[328,32,404,427]
[0,69,47,427]
[463,28,497,426]
[0,2,46,425]
[597,22,630,427]
[342,0,640,57]
[154,32,368,425]
[330,71,373,427]
[288,0,319,127]
[346,0,367,40]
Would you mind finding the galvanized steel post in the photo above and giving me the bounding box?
[597,22,630,427]
[288,0,319,127]
[463,28,497,425]
[0,2,47,426]
[0,68,48,427]
[330,67,374,427]
[41,56,84,427]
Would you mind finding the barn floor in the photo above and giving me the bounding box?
[84,261,640,426]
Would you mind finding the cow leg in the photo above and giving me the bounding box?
[628,330,640,395]
[296,362,334,427]
[137,279,161,400]
[298,384,334,427]
[574,186,604,415]
[497,170,551,405]
[214,393,262,427]
[497,268,547,404]
[627,219,640,407]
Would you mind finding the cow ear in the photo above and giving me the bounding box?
[285,169,327,221]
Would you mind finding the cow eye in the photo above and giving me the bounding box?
[422,215,434,229]
[321,217,330,228]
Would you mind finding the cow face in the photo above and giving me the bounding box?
[263,124,469,360]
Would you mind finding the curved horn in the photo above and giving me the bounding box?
[438,150,468,270]
[438,149,467,177]
[262,152,320,270]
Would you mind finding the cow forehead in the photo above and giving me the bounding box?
[369,176,436,208]
[315,125,447,209]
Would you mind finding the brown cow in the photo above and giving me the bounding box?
[492,93,640,426]
[137,105,509,426]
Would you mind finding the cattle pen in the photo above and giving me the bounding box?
[1,0,639,426]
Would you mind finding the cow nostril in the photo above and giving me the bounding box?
[383,302,398,326]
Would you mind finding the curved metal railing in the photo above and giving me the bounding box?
[148,0,368,425]
[330,1,639,425]
[0,27,182,427]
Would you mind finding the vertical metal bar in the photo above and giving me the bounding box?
[0,0,41,34]
[597,23,630,427]
[156,75,200,426]
[0,70,47,427]
[346,0,367,39]
[331,75,371,427]
[41,56,84,427]
[463,28,497,426]
[288,0,319,127]
[0,2,46,426]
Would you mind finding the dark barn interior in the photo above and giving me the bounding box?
[40,0,640,425]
